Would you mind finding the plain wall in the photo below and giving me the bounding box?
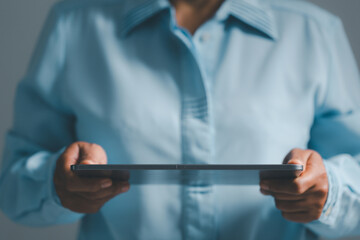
[0,0,359,239]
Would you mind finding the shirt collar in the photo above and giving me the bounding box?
[228,0,278,40]
[119,0,170,36]
[120,0,278,40]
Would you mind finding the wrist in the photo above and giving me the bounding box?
[50,147,65,207]
[309,158,341,226]
[47,147,84,222]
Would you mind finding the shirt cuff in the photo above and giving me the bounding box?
[318,159,340,224]
[43,147,84,223]
[305,157,342,234]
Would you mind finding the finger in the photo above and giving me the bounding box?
[284,149,323,178]
[60,193,104,214]
[261,152,323,195]
[260,188,271,196]
[117,181,130,193]
[109,181,130,196]
[281,211,316,223]
[77,181,130,200]
[275,199,309,213]
[59,142,107,177]
[58,143,83,176]
[260,189,306,200]
[262,149,311,194]
[297,151,323,179]
[65,176,113,192]
[260,177,315,195]
[77,143,107,164]
[283,148,312,167]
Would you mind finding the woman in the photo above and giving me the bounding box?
[1,0,360,239]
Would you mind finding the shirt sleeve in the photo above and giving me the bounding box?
[305,17,360,238]
[0,5,83,226]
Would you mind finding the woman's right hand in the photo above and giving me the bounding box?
[53,142,130,213]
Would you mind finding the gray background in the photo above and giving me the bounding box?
[0,0,359,239]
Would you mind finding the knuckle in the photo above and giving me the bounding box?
[318,184,328,198]
[312,209,322,220]
[90,143,103,153]
[305,149,314,154]
[291,148,303,155]
[317,167,326,177]
[320,170,328,179]
[311,150,322,159]
[292,179,305,195]
[315,210,322,220]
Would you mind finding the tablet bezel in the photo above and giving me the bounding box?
[71,164,303,185]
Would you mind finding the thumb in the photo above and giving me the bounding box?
[287,158,306,172]
[283,149,313,173]
[80,159,97,165]
[62,142,107,166]
[77,142,108,165]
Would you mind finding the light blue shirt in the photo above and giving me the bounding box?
[1,0,360,239]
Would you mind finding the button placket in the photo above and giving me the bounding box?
[179,50,216,240]
[169,17,216,240]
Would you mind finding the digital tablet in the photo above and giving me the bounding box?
[71,164,303,185]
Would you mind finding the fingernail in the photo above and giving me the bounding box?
[81,159,95,165]
[101,180,112,188]
[288,158,302,165]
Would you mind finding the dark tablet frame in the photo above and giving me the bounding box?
[71,164,303,185]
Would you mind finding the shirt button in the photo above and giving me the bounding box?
[199,32,211,42]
